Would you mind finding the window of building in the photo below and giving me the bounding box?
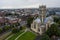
[38,28,40,32]
[41,27,45,32]
[38,23,40,27]
[34,22,36,29]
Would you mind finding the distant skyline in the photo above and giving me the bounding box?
[0,0,60,9]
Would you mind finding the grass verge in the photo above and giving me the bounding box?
[17,31,36,40]
[8,30,24,40]
[0,31,12,40]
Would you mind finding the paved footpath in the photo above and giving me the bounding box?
[5,34,14,40]
[15,29,27,40]
[0,31,11,40]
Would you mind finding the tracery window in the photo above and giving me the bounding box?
[34,22,36,29]
[38,28,40,32]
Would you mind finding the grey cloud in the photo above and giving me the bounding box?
[0,0,60,9]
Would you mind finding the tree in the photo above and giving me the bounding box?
[53,16,60,28]
[40,34,50,40]
[10,23,17,28]
[12,28,19,33]
[57,20,60,24]
[0,28,2,33]
[53,17,59,23]
[4,25,10,30]
[27,16,34,27]
[20,26,26,30]
[46,23,60,37]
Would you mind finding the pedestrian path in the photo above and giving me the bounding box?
[15,29,27,40]
[0,31,11,40]
[5,34,14,40]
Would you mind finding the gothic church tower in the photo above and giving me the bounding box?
[39,5,46,23]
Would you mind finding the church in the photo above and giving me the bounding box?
[31,5,54,35]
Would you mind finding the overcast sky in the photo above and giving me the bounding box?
[0,0,60,9]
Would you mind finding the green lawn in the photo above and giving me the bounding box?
[17,31,36,40]
[8,31,24,40]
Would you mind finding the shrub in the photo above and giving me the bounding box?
[4,25,10,30]
[40,34,50,40]
[20,26,26,30]
[12,28,19,33]
[46,24,60,37]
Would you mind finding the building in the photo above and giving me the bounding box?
[31,5,54,35]
[56,12,60,17]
